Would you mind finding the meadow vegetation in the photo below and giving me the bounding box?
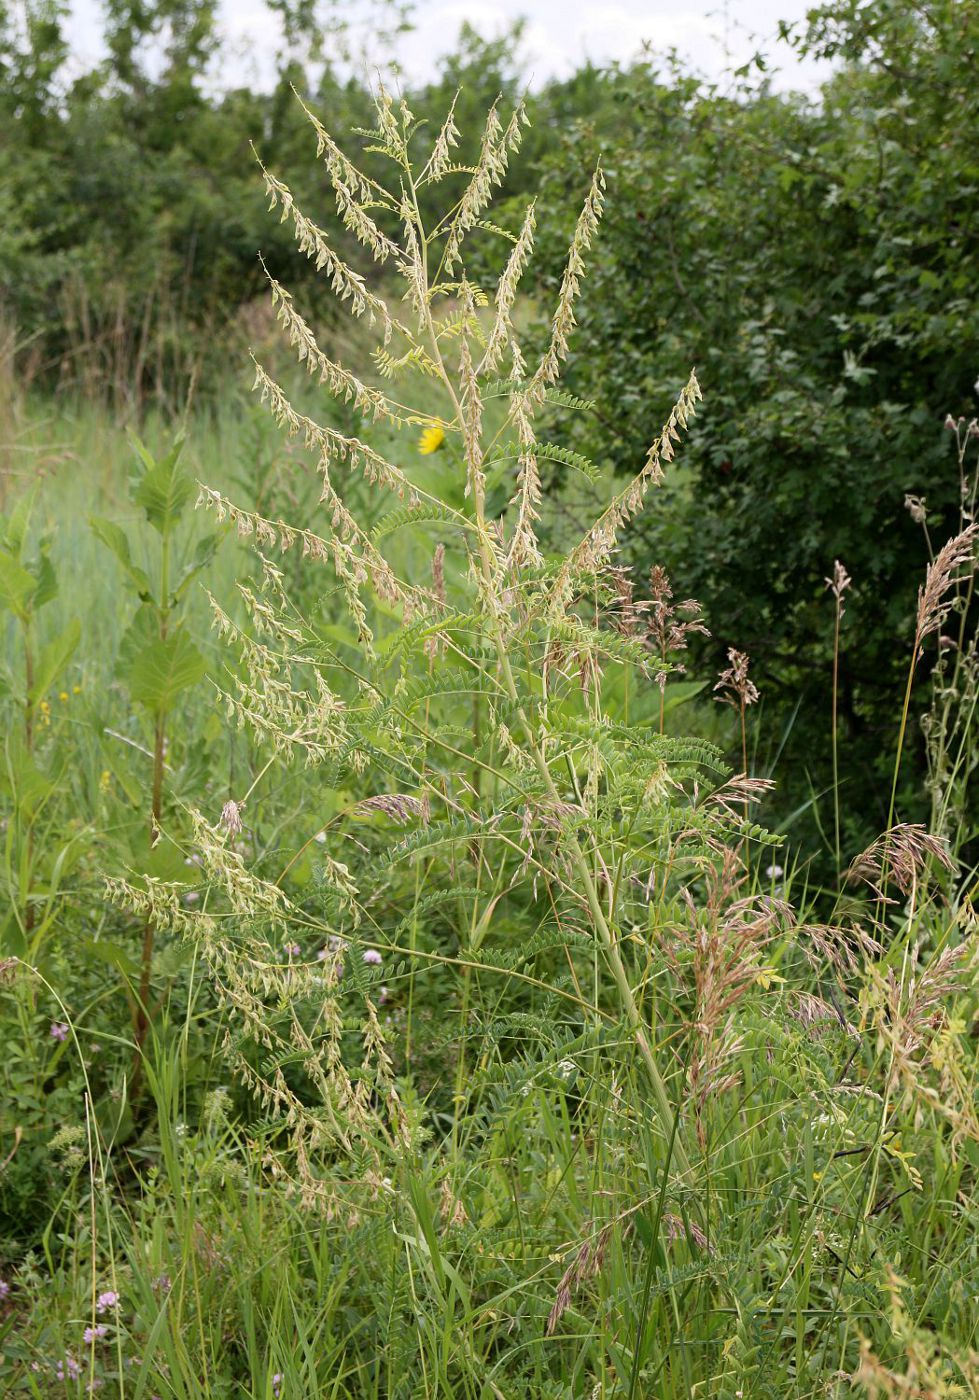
[2,1,979,1396]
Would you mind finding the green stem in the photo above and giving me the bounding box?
[406,156,693,1182]
[831,601,841,886]
[135,535,171,1053]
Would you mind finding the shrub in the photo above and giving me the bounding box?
[524,2,979,855]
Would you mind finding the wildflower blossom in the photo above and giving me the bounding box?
[50,1021,69,1042]
[272,1374,284,1398]
[0,1279,9,1299]
[284,943,302,958]
[83,1325,108,1344]
[418,424,445,454]
[95,1291,119,1314]
[362,948,382,965]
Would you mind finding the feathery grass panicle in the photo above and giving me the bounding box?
[916,524,979,645]
[825,557,852,604]
[847,823,954,899]
[187,87,728,1200]
[713,648,759,709]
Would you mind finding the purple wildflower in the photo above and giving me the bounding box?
[83,1324,108,1344]
[0,1279,9,1299]
[272,1374,283,1398]
[50,1021,69,1042]
[283,943,302,959]
[362,949,382,966]
[95,1290,119,1314]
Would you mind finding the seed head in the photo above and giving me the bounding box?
[847,823,954,898]
[916,526,979,642]
[825,559,852,601]
[904,494,927,525]
[714,648,759,708]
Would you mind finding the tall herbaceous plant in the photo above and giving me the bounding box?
[109,88,768,1206]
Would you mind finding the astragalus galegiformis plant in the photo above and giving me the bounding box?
[121,88,782,1210]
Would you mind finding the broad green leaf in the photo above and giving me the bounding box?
[81,938,141,978]
[30,550,58,611]
[663,679,708,715]
[132,436,193,536]
[3,481,40,558]
[0,910,26,959]
[0,549,36,619]
[0,737,55,817]
[121,611,207,714]
[171,531,220,602]
[90,516,153,598]
[30,618,81,703]
[118,602,162,672]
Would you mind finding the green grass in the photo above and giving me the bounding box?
[0,383,977,1400]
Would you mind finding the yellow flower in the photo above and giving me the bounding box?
[59,691,69,703]
[72,684,82,695]
[99,770,112,793]
[418,424,446,455]
[39,700,50,713]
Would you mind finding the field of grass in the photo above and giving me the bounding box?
[2,93,979,1400]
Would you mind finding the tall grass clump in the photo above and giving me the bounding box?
[113,84,742,1191]
[21,90,975,1397]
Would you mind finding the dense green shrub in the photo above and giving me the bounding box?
[524,1,979,857]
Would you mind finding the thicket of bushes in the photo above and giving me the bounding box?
[525,0,979,850]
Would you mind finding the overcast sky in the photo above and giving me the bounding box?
[66,0,832,93]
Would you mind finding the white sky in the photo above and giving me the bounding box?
[65,0,832,93]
